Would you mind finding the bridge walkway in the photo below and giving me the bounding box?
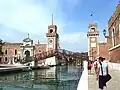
[88,66,120,90]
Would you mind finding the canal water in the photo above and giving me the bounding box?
[0,65,82,90]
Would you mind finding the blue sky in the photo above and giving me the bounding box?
[0,0,119,52]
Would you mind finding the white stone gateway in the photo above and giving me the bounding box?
[20,33,35,62]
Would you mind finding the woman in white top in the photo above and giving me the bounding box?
[96,57,108,90]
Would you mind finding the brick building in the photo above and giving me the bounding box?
[0,39,4,64]
[0,40,47,64]
[87,24,110,61]
[98,42,110,60]
[107,3,120,63]
[87,23,99,61]
[0,20,59,64]
[88,3,120,63]
[2,42,23,64]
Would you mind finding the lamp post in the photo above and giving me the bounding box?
[103,29,106,37]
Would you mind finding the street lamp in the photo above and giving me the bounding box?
[103,29,106,37]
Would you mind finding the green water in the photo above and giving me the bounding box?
[0,65,82,90]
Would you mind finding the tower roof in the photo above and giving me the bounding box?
[88,23,97,28]
[48,14,57,27]
[23,33,32,42]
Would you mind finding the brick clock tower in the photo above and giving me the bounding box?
[46,15,59,52]
[87,23,99,61]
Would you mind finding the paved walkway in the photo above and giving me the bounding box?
[88,66,120,90]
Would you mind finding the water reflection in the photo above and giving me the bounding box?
[0,65,81,90]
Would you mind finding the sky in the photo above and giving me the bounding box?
[0,0,119,52]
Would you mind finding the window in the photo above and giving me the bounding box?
[5,57,7,61]
[50,29,53,33]
[112,28,116,46]
[15,49,17,55]
[0,58,1,62]
[91,43,96,47]
[5,50,7,55]
[91,28,95,32]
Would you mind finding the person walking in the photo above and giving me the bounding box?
[96,57,111,90]
[93,59,98,75]
[88,61,92,74]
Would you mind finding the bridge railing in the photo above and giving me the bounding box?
[35,49,56,60]
[19,49,83,65]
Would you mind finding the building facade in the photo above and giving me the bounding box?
[98,42,110,60]
[87,3,120,62]
[87,24,110,61]
[0,22,59,64]
[108,3,120,63]
[87,23,99,61]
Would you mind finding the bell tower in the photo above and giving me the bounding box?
[46,15,59,52]
[87,23,99,61]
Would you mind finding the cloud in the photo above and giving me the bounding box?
[0,0,65,39]
[60,32,88,52]
[0,0,88,52]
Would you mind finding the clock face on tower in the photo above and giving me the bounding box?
[91,38,95,41]
[48,38,53,44]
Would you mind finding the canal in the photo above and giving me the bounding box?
[0,65,82,90]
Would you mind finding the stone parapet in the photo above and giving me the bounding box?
[109,62,120,70]
[77,61,88,90]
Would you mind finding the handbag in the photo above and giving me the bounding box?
[100,62,111,82]
[105,74,111,82]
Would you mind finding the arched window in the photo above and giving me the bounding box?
[0,58,1,62]
[15,49,17,55]
[5,57,7,61]
[5,50,7,55]
[25,50,30,56]
[112,28,116,46]
[50,29,53,33]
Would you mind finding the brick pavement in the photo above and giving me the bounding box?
[88,66,120,90]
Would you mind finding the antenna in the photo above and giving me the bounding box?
[28,33,29,38]
[52,14,53,25]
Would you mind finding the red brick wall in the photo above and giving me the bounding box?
[0,42,47,64]
[109,47,120,63]
[2,42,22,64]
[35,44,47,54]
[99,43,110,60]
